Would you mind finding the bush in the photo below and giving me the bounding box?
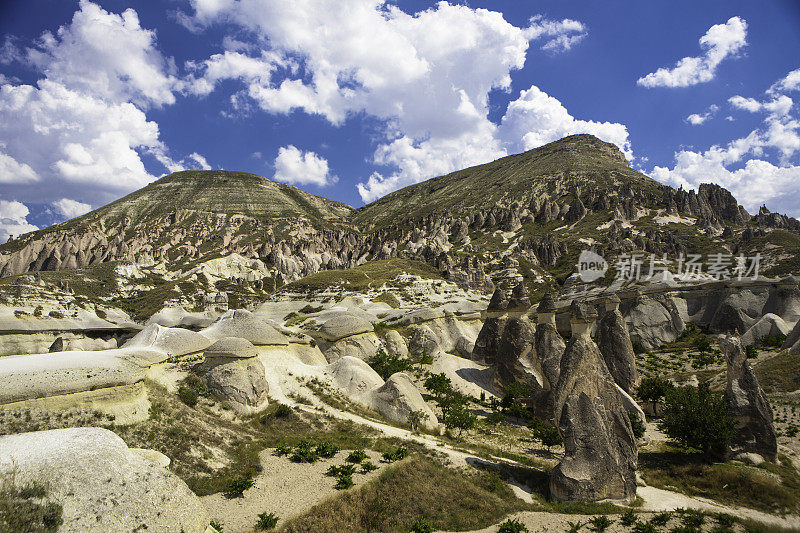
[0,482,63,533]
[360,461,378,473]
[759,333,786,348]
[659,383,735,459]
[588,515,613,532]
[498,518,528,533]
[274,445,291,456]
[745,345,759,359]
[346,449,367,463]
[368,348,413,380]
[315,441,340,459]
[273,403,292,418]
[326,464,356,477]
[48,311,64,319]
[382,446,409,462]
[255,511,279,530]
[410,517,435,533]
[33,305,43,317]
[694,334,712,353]
[620,509,637,526]
[209,520,224,531]
[629,412,646,439]
[290,440,320,463]
[650,511,671,526]
[224,476,254,498]
[334,473,354,490]
[178,386,198,407]
[532,422,562,450]
[632,521,656,533]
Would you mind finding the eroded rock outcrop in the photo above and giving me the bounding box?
[492,284,541,391]
[720,336,777,461]
[550,301,637,503]
[597,294,638,394]
[366,372,439,431]
[196,337,269,414]
[534,293,565,399]
[0,427,209,533]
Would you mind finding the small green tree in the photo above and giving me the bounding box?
[636,376,674,413]
[659,383,735,459]
[424,372,467,419]
[368,347,413,380]
[408,409,430,432]
[533,423,562,451]
[443,404,476,439]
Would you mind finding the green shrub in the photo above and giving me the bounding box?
[178,386,198,407]
[566,521,583,533]
[659,383,735,459]
[382,446,409,462]
[715,513,736,527]
[498,517,528,533]
[410,516,435,532]
[346,449,368,463]
[632,521,656,533]
[334,473,354,490]
[33,305,43,317]
[274,445,291,456]
[745,345,759,359]
[759,333,786,348]
[315,441,340,459]
[48,311,64,319]
[532,422,562,450]
[650,511,672,526]
[0,482,63,533]
[620,509,637,526]
[694,334,712,353]
[223,476,254,498]
[588,515,613,532]
[326,464,356,477]
[681,511,704,527]
[360,461,378,473]
[209,519,224,531]
[255,511,279,530]
[629,412,646,439]
[368,348,413,380]
[290,440,320,463]
[273,403,292,418]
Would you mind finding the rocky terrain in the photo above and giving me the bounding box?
[1,135,800,532]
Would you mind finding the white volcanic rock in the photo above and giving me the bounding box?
[325,356,384,397]
[204,337,259,358]
[0,427,209,533]
[201,309,289,345]
[740,313,791,347]
[314,313,374,342]
[365,372,439,431]
[123,323,212,356]
[383,329,408,357]
[0,349,146,404]
[147,306,218,329]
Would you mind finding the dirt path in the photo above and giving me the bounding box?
[201,448,386,533]
[300,401,800,531]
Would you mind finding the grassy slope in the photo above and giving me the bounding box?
[351,134,665,229]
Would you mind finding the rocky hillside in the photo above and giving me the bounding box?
[2,134,800,317]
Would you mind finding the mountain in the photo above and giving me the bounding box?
[2,134,800,320]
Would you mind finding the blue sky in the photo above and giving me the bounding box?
[0,0,798,240]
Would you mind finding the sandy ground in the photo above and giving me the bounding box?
[202,448,386,533]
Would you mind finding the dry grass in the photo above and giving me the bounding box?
[281,455,530,532]
[640,450,800,514]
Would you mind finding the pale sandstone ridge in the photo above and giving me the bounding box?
[196,337,269,415]
[0,427,209,533]
[550,301,637,503]
[720,336,778,461]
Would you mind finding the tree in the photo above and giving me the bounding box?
[424,372,468,418]
[659,383,735,459]
[408,409,430,432]
[636,377,674,413]
[368,347,413,380]
[444,403,476,438]
[533,423,562,451]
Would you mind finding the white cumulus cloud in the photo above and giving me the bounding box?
[686,104,719,125]
[638,17,747,88]
[0,199,38,243]
[183,0,605,202]
[651,69,800,216]
[499,85,632,157]
[0,1,209,206]
[52,198,92,219]
[272,145,335,186]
